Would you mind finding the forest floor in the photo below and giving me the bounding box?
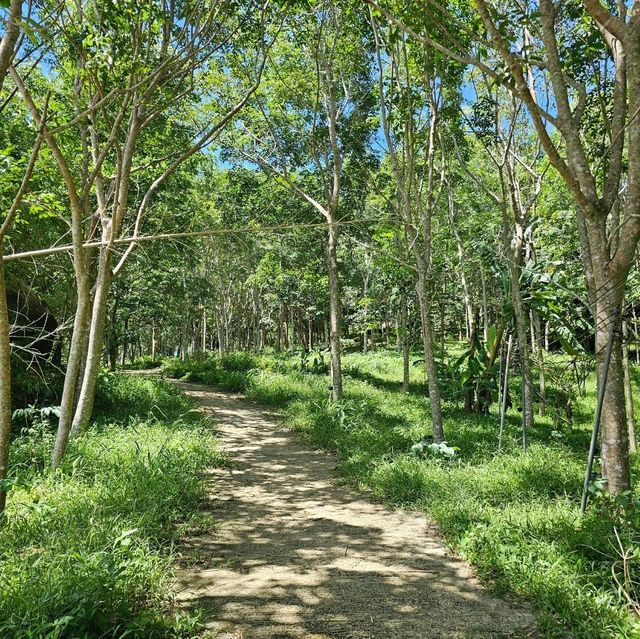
[174,382,534,639]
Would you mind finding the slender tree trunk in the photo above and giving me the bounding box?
[52,270,91,467]
[107,303,118,371]
[151,321,157,363]
[513,279,534,445]
[327,222,343,401]
[0,255,13,515]
[439,297,445,361]
[277,304,284,351]
[622,320,636,453]
[73,287,94,410]
[415,268,444,441]
[384,306,391,348]
[544,320,550,351]
[464,311,477,412]
[121,317,128,367]
[480,267,489,342]
[451,193,473,341]
[289,306,295,351]
[362,271,368,352]
[201,308,206,354]
[217,319,224,355]
[501,205,534,439]
[401,297,410,392]
[532,311,546,416]
[70,248,113,436]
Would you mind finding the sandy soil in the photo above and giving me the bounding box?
[174,382,535,639]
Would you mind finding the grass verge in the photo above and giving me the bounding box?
[1,374,220,638]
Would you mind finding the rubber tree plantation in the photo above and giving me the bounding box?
[2,1,640,638]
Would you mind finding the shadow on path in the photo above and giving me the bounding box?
[175,382,535,639]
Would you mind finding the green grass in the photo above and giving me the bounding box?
[162,352,258,392]
[1,374,221,638]
[92,370,202,424]
[166,348,640,638]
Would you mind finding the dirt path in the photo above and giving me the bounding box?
[175,383,535,639]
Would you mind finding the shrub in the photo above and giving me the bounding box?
[162,355,254,392]
[128,354,163,370]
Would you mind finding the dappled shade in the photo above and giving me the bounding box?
[175,384,533,638]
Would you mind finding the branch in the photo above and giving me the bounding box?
[0,0,21,93]
[3,219,381,263]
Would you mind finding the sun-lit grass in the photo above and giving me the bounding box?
[165,347,640,638]
[1,375,221,638]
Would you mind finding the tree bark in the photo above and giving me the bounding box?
[415,267,444,441]
[151,321,157,363]
[597,305,630,492]
[500,191,534,442]
[0,252,13,515]
[622,320,636,453]
[0,0,21,96]
[51,272,91,467]
[533,311,546,417]
[327,222,343,401]
[401,296,410,392]
[70,247,114,436]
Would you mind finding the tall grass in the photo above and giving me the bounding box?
[168,349,640,638]
[1,375,220,638]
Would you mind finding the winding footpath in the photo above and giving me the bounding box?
[174,382,535,639]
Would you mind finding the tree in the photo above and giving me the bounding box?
[370,16,463,440]
[0,0,42,515]
[10,0,272,464]
[233,1,374,400]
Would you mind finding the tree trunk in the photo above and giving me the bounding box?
[401,297,410,392]
[0,256,13,515]
[451,194,473,341]
[327,222,343,401]
[70,247,113,437]
[72,287,94,411]
[501,205,534,442]
[597,308,630,492]
[513,278,534,446]
[532,311,546,416]
[277,304,284,351]
[289,306,295,351]
[464,311,477,413]
[201,308,206,354]
[416,269,444,441]
[107,318,118,372]
[480,267,489,342]
[121,317,128,367]
[622,320,636,453]
[52,270,91,467]
[151,321,157,363]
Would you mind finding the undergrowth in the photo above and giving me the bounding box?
[165,349,640,639]
[162,352,258,392]
[1,374,220,638]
